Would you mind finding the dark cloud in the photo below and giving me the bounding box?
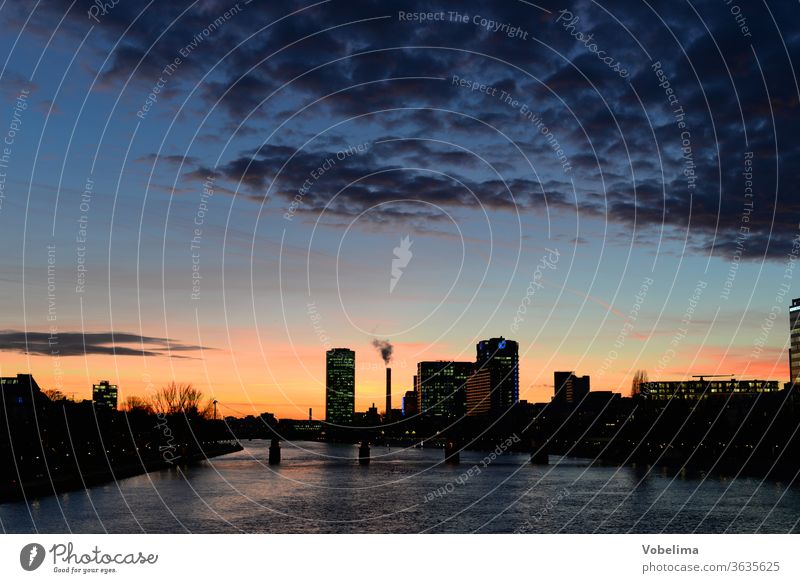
[7,0,797,259]
[181,140,564,223]
[0,331,207,358]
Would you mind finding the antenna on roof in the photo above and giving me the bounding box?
[691,374,734,382]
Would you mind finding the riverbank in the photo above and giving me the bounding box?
[0,441,242,503]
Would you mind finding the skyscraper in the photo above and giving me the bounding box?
[325,348,355,425]
[475,337,519,413]
[92,380,118,410]
[416,361,473,419]
[553,372,590,406]
[791,298,800,387]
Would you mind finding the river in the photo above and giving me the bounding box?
[1,441,798,533]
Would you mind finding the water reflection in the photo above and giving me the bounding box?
[1,441,797,533]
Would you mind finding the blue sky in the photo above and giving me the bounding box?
[0,0,798,416]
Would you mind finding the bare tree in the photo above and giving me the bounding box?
[150,382,212,418]
[43,389,67,402]
[124,396,153,414]
[178,385,204,415]
[150,382,179,415]
[631,369,649,397]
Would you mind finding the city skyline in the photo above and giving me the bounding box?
[2,0,800,543]
[0,1,798,421]
[5,299,798,421]
[2,267,798,419]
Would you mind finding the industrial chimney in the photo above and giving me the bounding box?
[385,367,392,420]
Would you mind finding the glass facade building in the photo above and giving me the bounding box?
[475,337,519,413]
[465,368,492,416]
[325,348,355,425]
[416,361,473,419]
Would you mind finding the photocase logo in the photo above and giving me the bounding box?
[390,235,413,293]
[20,543,46,571]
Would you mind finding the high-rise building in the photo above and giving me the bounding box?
[92,380,118,410]
[553,371,590,406]
[475,337,519,412]
[466,368,492,416]
[790,298,800,386]
[325,348,355,425]
[416,361,473,419]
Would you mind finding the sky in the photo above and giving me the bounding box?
[0,0,798,419]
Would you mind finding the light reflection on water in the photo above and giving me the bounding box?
[1,441,798,533]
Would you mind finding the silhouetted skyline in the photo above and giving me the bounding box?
[0,0,798,421]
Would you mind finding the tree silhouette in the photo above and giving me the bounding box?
[631,370,648,397]
[150,382,212,418]
[123,396,153,414]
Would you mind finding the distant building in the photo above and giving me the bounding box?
[791,298,800,386]
[326,348,355,425]
[466,368,492,416]
[553,371,590,405]
[0,374,42,407]
[581,390,620,411]
[279,419,323,436]
[259,412,278,426]
[514,399,543,417]
[475,337,519,412]
[92,380,118,410]
[640,378,781,401]
[366,403,381,425]
[353,404,381,426]
[416,361,473,419]
[402,390,418,417]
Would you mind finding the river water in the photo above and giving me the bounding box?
[1,441,798,533]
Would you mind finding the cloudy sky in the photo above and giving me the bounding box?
[0,0,798,417]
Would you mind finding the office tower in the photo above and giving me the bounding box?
[416,361,473,419]
[325,348,355,425]
[92,380,118,410]
[475,337,519,412]
[791,298,800,386]
[553,371,590,405]
[466,368,492,416]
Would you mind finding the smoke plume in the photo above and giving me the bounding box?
[372,339,393,365]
